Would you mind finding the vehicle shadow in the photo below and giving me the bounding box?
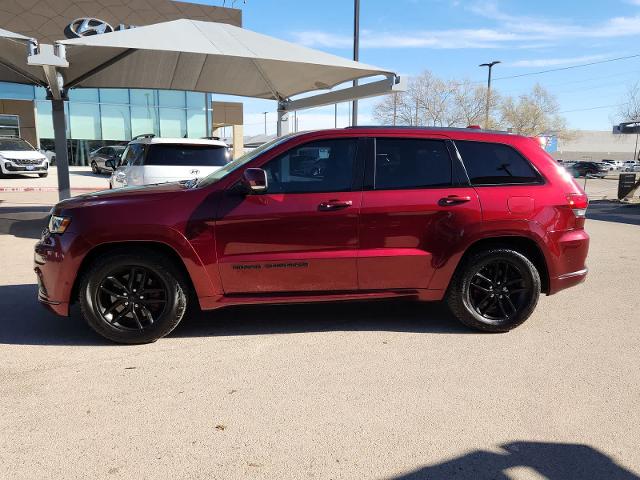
[0,206,49,240]
[390,441,639,480]
[0,283,470,346]
[587,201,640,226]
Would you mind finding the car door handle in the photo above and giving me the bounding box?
[318,200,353,211]
[438,195,472,206]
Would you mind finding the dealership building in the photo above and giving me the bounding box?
[0,0,242,164]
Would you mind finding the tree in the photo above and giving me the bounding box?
[498,84,569,138]
[373,70,499,128]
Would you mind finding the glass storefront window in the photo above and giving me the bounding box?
[159,108,187,137]
[186,91,206,108]
[131,106,158,137]
[68,88,99,102]
[0,82,35,100]
[100,89,129,104]
[35,101,54,139]
[158,90,186,108]
[69,103,101,140]
[130,89,156,106]
[34,87,48,100]
[101,104,131,140]
[187,109,206,138]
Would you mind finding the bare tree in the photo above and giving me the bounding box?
[617,81,640,122]
[373,71,493,128]
[498,84,570,139]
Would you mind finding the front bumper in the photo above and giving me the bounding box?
[34,231,88,317]
[2,161,48,174]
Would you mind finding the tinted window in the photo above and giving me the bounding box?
[262,138,357,194]
[455,141,541,185]
[144,144,229,167]
[0,138,34,151]
[374,138,451,190]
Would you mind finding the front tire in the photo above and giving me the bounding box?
[38,172,48,178]
[446,248,541,332]
[79,250,188,344]
[91,161,99,174]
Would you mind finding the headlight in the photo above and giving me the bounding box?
[48,215,71,234]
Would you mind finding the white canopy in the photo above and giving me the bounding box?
[57,19,394,100]
[0,28,47,86]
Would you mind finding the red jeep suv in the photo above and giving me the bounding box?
[34,127,589,344]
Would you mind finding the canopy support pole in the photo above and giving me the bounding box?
[51,99,71,200]
[277,103,289,137]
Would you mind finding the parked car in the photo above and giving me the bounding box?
[568,161,609,178]
[0,137,49,177]
[623,160,638,172]
[108,135,230,188]
[601,159,623,171]
[90,145,126,174]
[35,127,590,344]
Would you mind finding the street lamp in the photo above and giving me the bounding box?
[479,60,500,129]
[262,111,268,135]
[351,0,360,126]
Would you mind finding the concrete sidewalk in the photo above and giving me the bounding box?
[0,166,110,193]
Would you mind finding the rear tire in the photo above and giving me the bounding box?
[79,250,188,344]
[446,248,541,332]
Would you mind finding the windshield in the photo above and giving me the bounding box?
[196,135,295,188]
[0,138,35,152]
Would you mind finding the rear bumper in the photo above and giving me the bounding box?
[547,228,590,295]
[548,268,588,295]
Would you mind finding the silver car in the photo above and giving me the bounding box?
[90,146,126,174]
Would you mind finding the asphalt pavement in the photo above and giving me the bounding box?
[0,201,638,479]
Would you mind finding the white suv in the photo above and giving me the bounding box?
[0,137,49,177]
[109,135,230,189]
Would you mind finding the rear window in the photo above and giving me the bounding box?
[144,144,230,167]
[455,140,542,185]
[0,138,34,151]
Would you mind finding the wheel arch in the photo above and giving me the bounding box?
[455,236,550,294]
[71,241,201,307]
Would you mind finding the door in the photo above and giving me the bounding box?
[358,136,482,290]
[215,137,364,294]
[113,143,145,187]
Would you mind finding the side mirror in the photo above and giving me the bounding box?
[242,168,268,194]
[105,159,116,170]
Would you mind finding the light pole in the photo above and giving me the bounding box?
[479,60,500,128]
[262,111,268,135]
[351,0,360,126]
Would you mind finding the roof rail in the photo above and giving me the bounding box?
[343,125,511,134]
[131,133,156,140]
[201,136,221,140]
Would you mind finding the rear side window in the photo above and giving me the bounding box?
[455,140,542,185]
[144,144,229,167]
[375,138,452,190]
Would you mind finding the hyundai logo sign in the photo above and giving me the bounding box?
[64,18,136,39]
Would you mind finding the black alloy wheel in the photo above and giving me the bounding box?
[96,266,169,331]
[447,248,541,332]
[79,250,188,344]
[467,260,529,322]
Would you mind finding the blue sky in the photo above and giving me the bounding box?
[198,0,640,135]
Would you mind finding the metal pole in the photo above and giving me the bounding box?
[393,93,397,126]
[480,61,501,129]
[52,98,70,200]
[351,0,360,126]
[262,111,267,135]
[334,103,338,128]
[276,104,289,137]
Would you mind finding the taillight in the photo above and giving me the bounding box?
[567,193,589,217]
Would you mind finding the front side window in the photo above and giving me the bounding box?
[144,144,229,167]
[455,140,542,185]
[262,138,358,194]
[375,138,452,190]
